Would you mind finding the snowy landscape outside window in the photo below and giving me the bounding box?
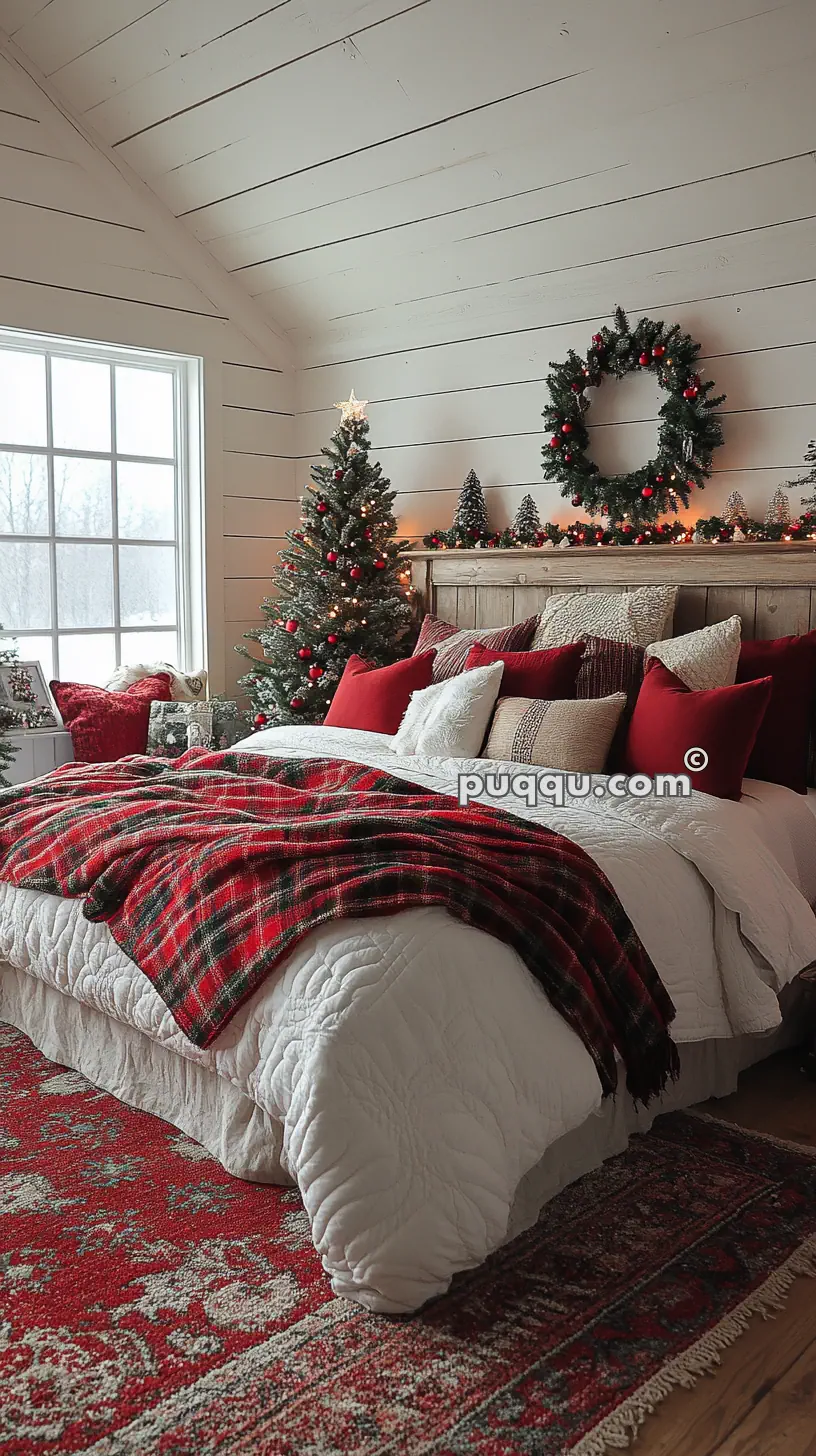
[0,331,203,686]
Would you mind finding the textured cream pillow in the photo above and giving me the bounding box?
[392,661,504,757]
[531,586,676,649]
[645,615,742,691]
[484,694,626,770]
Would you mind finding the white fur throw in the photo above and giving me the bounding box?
[105,663,208,702]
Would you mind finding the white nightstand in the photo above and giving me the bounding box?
[6,729,74,785]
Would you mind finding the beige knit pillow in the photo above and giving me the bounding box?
[645,615,741,691]
[532,586,676,649]
[484,694,627,770]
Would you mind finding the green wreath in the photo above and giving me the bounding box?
[541,306,725,523]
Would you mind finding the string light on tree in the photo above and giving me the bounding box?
[238,392,413,725]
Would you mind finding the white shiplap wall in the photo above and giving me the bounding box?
[0,44,296,694]
[2,0,815,546]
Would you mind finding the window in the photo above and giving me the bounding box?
[0,329,203,687]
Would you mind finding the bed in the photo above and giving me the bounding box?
[2,543,816,1315]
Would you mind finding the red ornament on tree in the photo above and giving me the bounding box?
[549,435,561,449]
[639,352,651,366]
[316,501,328,514]
[683,387,698,400]
[326,634,338,645]
[285,619,299,633]
[563,452,573,463]
[349,565,362,580]
[653,344,665,358]
[308,665,324,681]
[333,469,344,480]
[290,697,304,710]
[641,485,654,498]
[655,474,664,484]
[326,550,338,564]
[298,646,312,660]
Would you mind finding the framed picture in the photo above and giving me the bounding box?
[0,660,59,731]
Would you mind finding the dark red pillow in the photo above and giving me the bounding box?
[577,636,647,769]
[323,652,435,735]
[623,662,772,800]
[736,632,816,793]
[51,674,172,763]
[464,641,584,698]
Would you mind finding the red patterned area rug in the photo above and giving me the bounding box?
[2,1022,816,1456]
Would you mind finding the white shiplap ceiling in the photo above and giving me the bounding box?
[1,0,815,376]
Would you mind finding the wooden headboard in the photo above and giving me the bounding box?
[406,543,816,642]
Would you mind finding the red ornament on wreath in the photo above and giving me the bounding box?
[326,634,338,645]
[561,422,574,434]
[316,501,328,514]
[254,713,267,728]
[349,565,362,580]
[373,559,386,570]
[571,495,583,507]
[308,665,324,681]
[642,486,654,498]
[285,619,299,633]
[290,697,304,709]
[549,436,561,449]
[653,345,665,358]
[326,550,338,564]
[639,352,651,366]
[298,647,312,660]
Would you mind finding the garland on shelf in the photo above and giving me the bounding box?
[541,305,725,524]
[422,513,816,550]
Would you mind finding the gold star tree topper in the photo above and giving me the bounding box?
[334,388,368,425]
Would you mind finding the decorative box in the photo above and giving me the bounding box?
[146,700,251,758]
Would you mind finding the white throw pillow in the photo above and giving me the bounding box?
[645,615,742,691]
[106,662,208,701]
[392,661,504,757]
[532,586,676,649]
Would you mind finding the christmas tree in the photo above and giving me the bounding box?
[513,493,541,542]
[0,633,20,788]
[239,391,413,728]
[722,490,747,524]
[786,440,816,512]
[453,469,489,540]
[765,488,791,525]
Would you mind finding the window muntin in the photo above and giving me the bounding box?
[0,332,201,688]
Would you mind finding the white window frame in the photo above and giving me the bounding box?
[0,326,205,678]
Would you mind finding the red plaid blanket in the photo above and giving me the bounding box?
[0,751,678,1102]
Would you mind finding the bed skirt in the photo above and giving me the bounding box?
[0,960,803,1252]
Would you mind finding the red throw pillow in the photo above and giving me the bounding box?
[623,662,772,800]
[464,641,584,698]
[736,632,816,793]
[51,674,173,763]
[323,652,435,735]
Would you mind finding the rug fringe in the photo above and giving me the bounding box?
[570,1232,816,1456]
[686,1108,816,1158]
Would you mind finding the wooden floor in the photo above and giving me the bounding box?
[636,1050,816,1456]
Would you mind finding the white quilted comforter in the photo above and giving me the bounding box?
[2,724,816,1313]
